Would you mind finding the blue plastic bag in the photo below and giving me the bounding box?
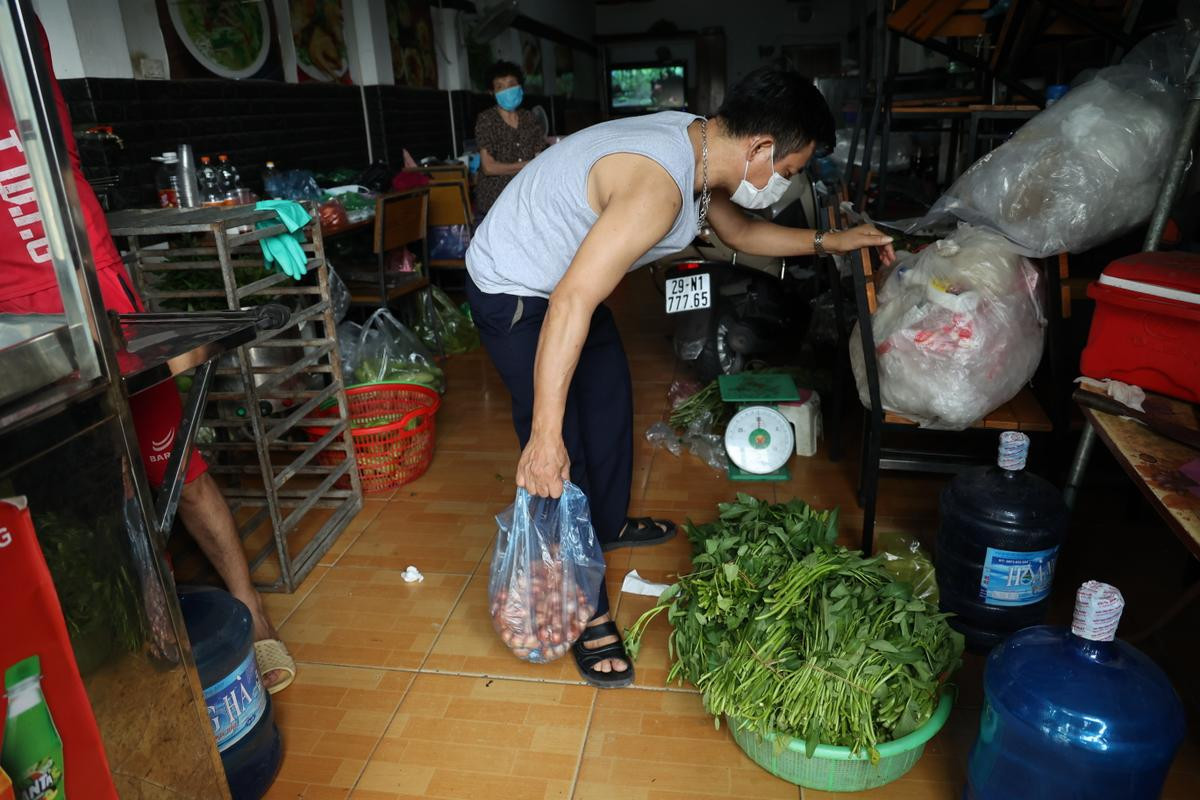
[428,224,470,260]
[488,482,606,663]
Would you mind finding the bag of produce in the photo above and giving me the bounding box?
[488,483,606,663]
[338,307,445,392]
[849,225,1044,429]
[414,286,481,355]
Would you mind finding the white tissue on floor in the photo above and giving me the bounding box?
[621,569,672,598]
[402,565,424,583]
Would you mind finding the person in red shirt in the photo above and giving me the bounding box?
[1,25,293,690]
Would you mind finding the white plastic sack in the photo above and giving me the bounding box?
[850,225,1045,430]
[831,128,912,173]
[915,64,1183,257]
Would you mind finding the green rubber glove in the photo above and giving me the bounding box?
[254,200,312,280]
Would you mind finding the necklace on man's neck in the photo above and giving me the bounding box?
[697,118,711,230]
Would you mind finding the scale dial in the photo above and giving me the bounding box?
[724,405,795,475]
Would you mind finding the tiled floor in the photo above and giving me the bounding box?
[251,276,1199,799]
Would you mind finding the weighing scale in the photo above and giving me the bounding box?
[718,373,800,481]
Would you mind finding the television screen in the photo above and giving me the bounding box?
[608,64,686,112]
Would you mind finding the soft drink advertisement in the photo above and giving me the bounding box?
[0,498,117,800]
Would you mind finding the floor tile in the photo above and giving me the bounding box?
[352,673,593,799]
[572,689,796,800]
[423,573,587,683]
[339,505,495,574]
[281,565,468,669]
[262,564,330,629]
[263,664,413,798]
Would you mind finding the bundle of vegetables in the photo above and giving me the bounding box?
[668,379,728,430]
[351,356,444,392]
[490,553,596,663]
[625,494,962,761]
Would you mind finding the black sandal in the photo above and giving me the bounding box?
[602,517,677,552]
[572,620,635,688]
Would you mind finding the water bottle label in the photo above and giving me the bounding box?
[203,649,266,752]
[979,546,1059,606]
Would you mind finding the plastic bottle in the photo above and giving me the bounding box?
[936,432,1068,651]
[151,151,180,207]
[966,581,1186,799]
[178,586,281,800]
[198,155,222,206]
[218,154,241,202]
[1,656,65,800]
[261,160,278,199]
[0,766,13,800]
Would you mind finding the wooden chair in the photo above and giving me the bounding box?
[844,201,1067,554]
[338,188,442,353]
[422,172,474,289]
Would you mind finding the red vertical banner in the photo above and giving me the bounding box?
[0,498,118,800]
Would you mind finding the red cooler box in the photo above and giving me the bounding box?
[1080,252,1200,403]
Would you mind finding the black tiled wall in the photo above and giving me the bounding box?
[58,77,599,210]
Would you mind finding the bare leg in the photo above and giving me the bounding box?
[177,472,285,686]
[582,613,629,674]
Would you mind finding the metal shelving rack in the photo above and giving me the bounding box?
[108,204,363,592]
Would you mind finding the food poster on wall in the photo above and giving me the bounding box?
[156,0,285,80]
[0,498,119,800]
[291,0,351,84]
[520,32,543,94]
[386,0,439,89]
[554,43,574,97]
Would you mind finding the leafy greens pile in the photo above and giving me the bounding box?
[625,494,963,761]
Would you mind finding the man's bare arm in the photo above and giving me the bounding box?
[516,155,680,497]
[706,191,895,264]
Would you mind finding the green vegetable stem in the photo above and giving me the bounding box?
[624,494,963,762]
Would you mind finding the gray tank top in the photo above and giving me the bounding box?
[466,111,701,298]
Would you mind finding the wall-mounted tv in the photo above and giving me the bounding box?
[607,62,687,114]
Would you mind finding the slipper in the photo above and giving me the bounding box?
[572,620,635,689]
[253,639,296,695]
[602,517,677,552]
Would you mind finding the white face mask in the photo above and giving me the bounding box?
[729,144,791,209]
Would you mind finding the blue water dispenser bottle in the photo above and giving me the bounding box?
[966,581,1185,799]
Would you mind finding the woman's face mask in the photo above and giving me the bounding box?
[729,144,791,210]
[496,85,524,111]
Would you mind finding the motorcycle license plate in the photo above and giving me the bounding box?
[665,273,711,313]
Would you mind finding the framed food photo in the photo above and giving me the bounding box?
[386,0,439,89]
[520,32,543,94]
[157,0,284,80]
[291,0,352,84]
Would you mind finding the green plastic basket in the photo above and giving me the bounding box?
[729,692,954,792]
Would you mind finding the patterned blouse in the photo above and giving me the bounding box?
[474,106,546,216]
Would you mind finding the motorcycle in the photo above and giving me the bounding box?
[658,169,824,383]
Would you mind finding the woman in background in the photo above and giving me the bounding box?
[474,61,546,216]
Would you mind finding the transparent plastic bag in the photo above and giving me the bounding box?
[877,532,938,604]
[831,128,913,173]
[488,483,606,663]
[341,307,445,392]
[414,286,481,355]
[429,224,471,260]
[667,379,703,409]
[850,225,1045,430]
[915,64,1184,256]
[682,414,727,473]
[645,421,683,456]
[328,269,350,323]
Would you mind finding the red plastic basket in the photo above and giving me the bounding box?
[305,383,442,494]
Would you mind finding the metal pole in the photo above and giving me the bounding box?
[1144,45,1200,252]
[1063,422,1096,509]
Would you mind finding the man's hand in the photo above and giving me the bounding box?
[516,433,570,498]
[829,224,897,267]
